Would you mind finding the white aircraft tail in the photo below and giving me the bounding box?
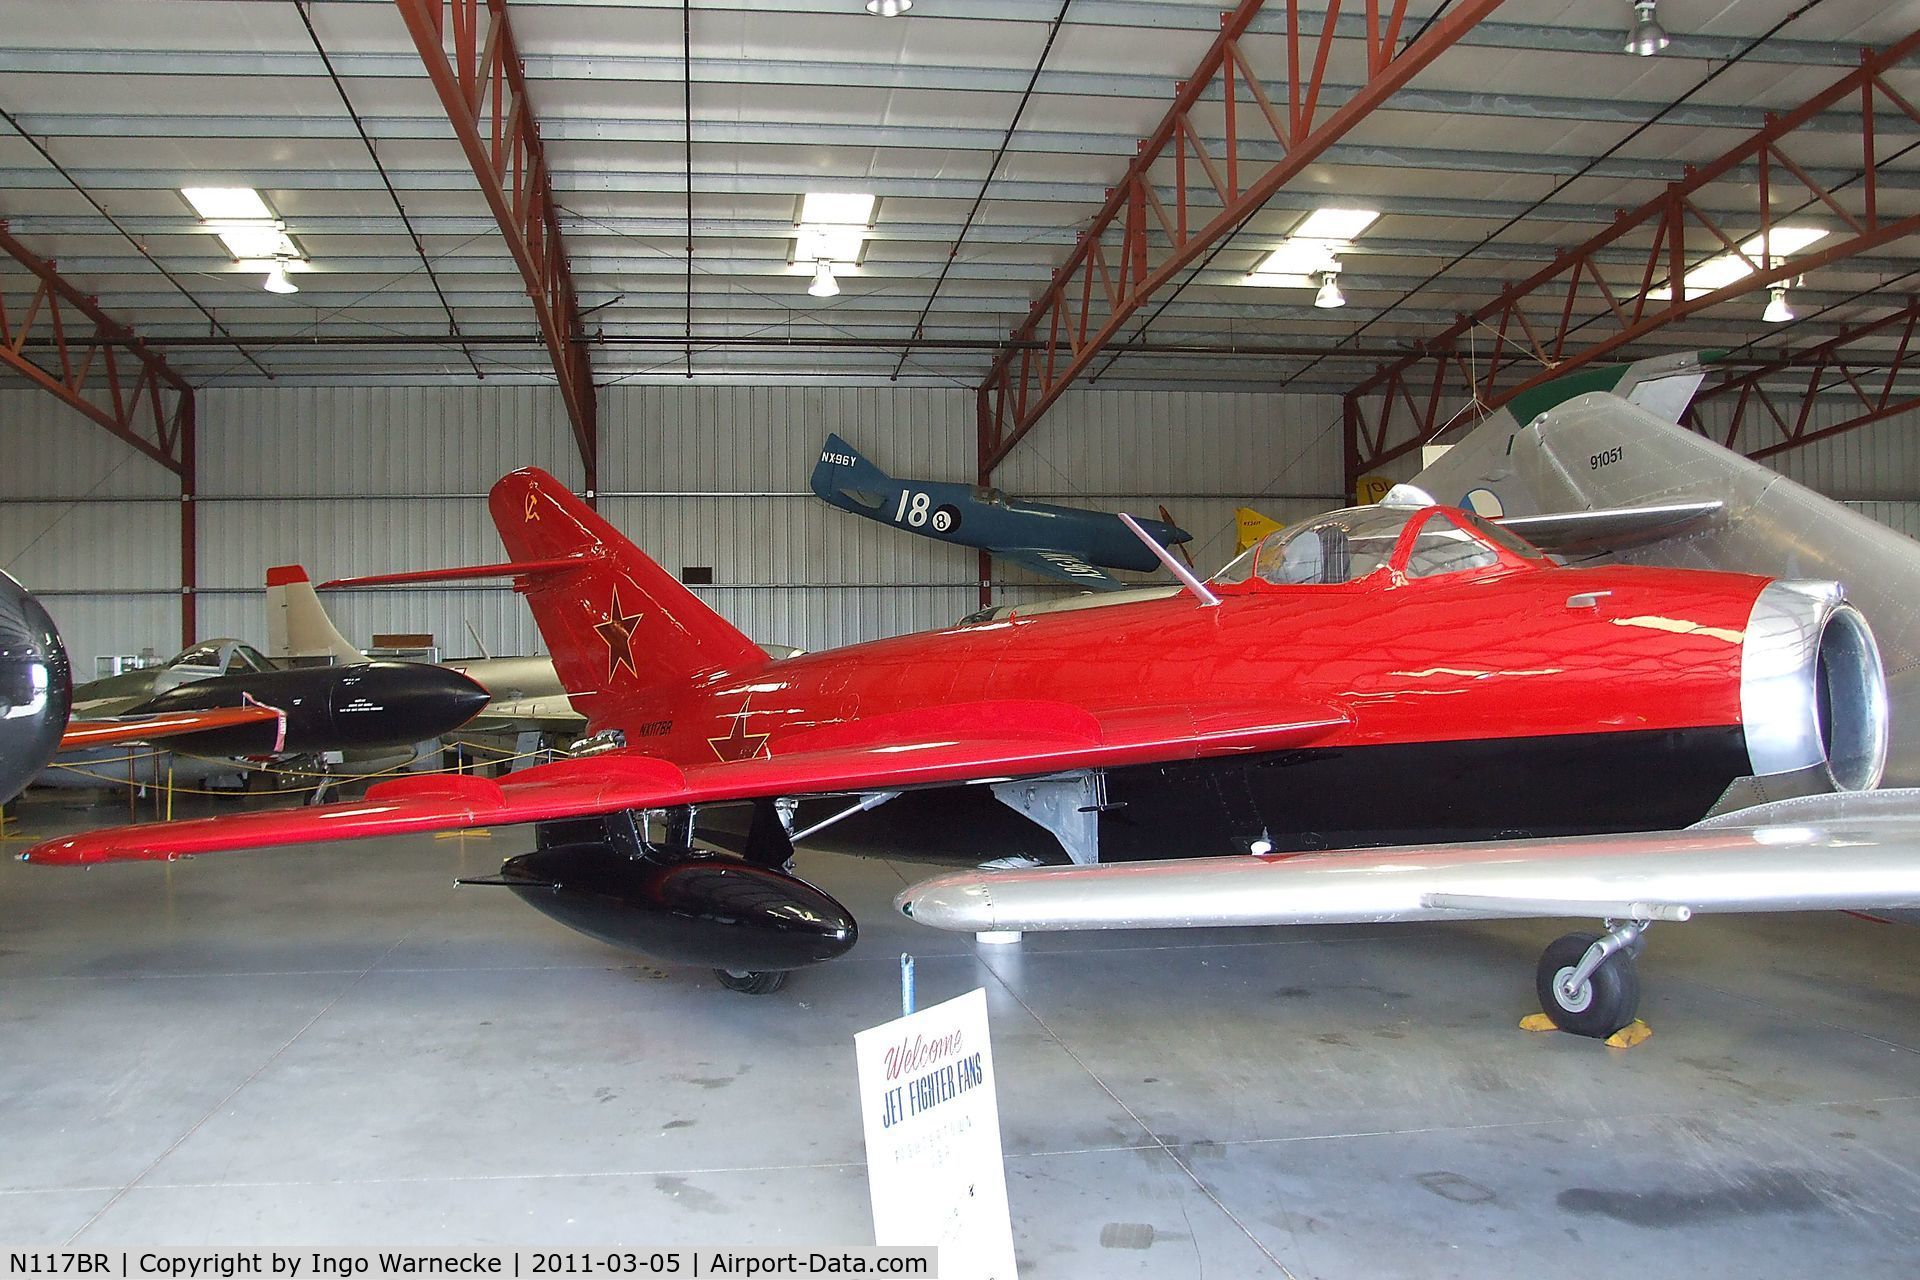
[266,565,366,665]
[1411,351,1715,489]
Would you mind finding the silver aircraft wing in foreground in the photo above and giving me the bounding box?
[897,789,1920,1038]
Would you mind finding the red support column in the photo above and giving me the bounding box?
[974,0,1506,480]
[975,386,995,608]
[179,400,197,648]
[395,0,598,497]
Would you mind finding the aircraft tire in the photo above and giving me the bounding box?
[714,968,790,995]
[1535,931,1640,1038]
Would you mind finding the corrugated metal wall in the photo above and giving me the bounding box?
[0,390,183,676]
[12,381,1919,672]
[2,384,1345,668]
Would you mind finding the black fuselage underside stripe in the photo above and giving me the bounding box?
[793,725,1751,863]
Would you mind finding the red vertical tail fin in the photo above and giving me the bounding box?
[488,469,766,710]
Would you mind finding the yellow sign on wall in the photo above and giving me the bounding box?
[1355,474,1392,506]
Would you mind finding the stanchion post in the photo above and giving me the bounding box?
[900,952,916,1017]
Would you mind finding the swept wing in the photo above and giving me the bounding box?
[22,698,1344,865]
[1497,500,1724,555]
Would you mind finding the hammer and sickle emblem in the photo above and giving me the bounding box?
[524,490,541,522]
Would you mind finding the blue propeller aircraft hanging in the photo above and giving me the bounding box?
[809,433,1192,590]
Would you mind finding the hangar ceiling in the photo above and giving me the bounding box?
[0,0,1916,412]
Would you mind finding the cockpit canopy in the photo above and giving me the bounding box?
[168,639,276,675]
[1212,504,1545,588]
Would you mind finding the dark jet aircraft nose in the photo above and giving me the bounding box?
[445,668,494,725]
[331,660,493,742]
[0,572,72,804]
[129,659,492,756]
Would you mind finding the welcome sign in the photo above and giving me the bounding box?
[853,987,1018,1279]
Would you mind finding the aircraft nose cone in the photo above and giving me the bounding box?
[0,572,72,804]
[441,666,494,722]
[415,663,492,733]
[344,660,492,738]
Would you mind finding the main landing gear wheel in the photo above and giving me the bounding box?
[715,968,789,995]
[1536,931,1641,1038]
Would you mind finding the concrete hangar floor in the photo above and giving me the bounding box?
[2,791,1918,1275]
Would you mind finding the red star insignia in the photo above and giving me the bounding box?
[708,700,770,763]
[595,586,644,684]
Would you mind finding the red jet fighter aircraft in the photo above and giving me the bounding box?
[20,468,1893,1029]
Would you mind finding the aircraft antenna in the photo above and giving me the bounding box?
[1119,512,1219,607]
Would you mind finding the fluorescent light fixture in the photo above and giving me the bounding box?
[867,0,913,14]
[1244,205,1378,287]
[1740,226,1829,257]
[799,192,877,226]
[1764,283,1793,323]
[181,187,274,220]
[212,221,299,260]
[1252,240,1341,277]
[794,225,867,264]
[1682,254,1752,292]
[1242,272,1318,289]
[1625,0,1669,56]
[807,259,840,298]
[793,192,877,273]
[262,256,298,295]
[1648,226,1829,299]
[1314,270,1345,309]
[1293,207,1379,240]
[1645,259,1742,299]
[183,187,311,272]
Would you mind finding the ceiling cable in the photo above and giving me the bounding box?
[1086,0,1464,385]
[684,0,695,379]
[1277,0,1831,391]
[293,1,483,380]
[0,106,274,379]
[893,0,1074,381]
